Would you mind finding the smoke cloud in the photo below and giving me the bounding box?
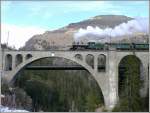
[74,17,149,42]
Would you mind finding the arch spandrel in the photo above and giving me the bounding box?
[5,54,12,71]
[26,54,32,60]
[15,54,23,67]
[98,54,106,72]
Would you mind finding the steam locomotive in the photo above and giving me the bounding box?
[70,41,149,50]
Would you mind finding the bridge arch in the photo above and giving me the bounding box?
[5,54,12,71]
[15,54,23,67]
[74,54,83,61]
[86,54,94,69]
[7,55,106,108]
[26,54,32,60]
[118,55,143,72]
[118,54,148,98]
[98,54,106,72]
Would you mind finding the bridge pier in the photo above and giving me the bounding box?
[94,55,98,75]
[93,51,118,111]
[140,61,149,97]
[95,75,117,111]
[107,51,118,109]
[12,55,16,69]
[104,51,118,110]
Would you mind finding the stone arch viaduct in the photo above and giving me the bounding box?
[0,49,149,110]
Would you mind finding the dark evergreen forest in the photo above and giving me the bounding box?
[113,55,149,112]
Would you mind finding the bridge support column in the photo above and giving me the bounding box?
[12,55,15,69]
[95,75,115,111]
[94,55,98,74]
[94,51,119,111]
[82,54,86,65]
[23,55,26,64]
[140,62,149,97]
[106,51,118,110]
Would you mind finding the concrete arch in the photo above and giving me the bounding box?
[116,52,148,83]
[74,54,83,61]
[5,54,12,71]
[5,54,108,108]
[117,54,148,97]
[26,54,32,60]
[98,54,106,72]
[118,55,142,85]
[116,52,149,68]
[15,54,23,67]
[3,53,110,109]
[118,55,142,67]
[86,54,94,69]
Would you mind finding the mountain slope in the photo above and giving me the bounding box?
[67,15,132,29]
[22,15,144,50]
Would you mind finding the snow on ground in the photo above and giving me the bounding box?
[0,105,29,112]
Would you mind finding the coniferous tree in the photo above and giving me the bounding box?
[113,55,144,112]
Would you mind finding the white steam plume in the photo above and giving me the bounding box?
[74,17,149,42]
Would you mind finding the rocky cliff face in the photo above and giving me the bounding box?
[21,15,148,50]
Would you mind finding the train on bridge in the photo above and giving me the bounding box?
[70,42,149,51]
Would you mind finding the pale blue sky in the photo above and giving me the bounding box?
[1,1,149,30]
